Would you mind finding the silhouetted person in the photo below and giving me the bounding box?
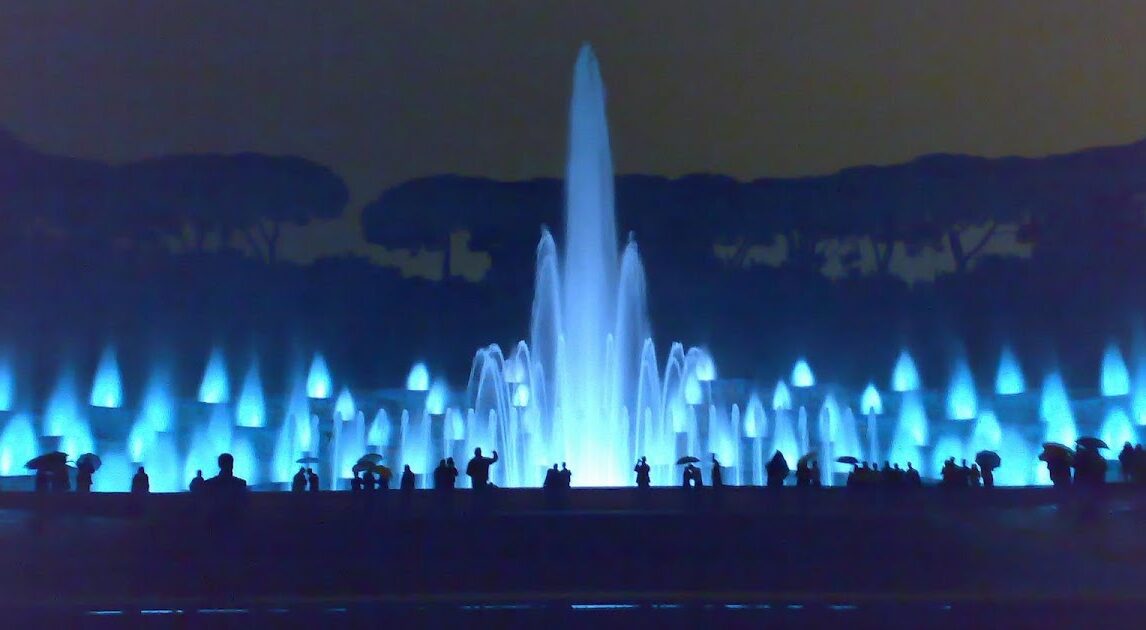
[434,459,448,490]
[307,468,320,492]
[1119,442,1134,482]
[1073,447,1106,487]
[363,468,377,492]
[969,464,982,487]
[76,462,94,494]
[765,451,789,487]
[635,457,651,489]
[445,458,458,489]
[982,464,995,488]
[559,462,572,489]
[795,459,811,487]
[682,463,698,488]
[132,467,150,494]
[905,463,921,486]
[401,465,415,492]
[189,470,205,493]
[466,447,498,490]
[544,463,559,489]
[351,470,364,493]
[711,454,723,488]
[204,453,247,492]
[809,460,822,487]
[291,467,307,493]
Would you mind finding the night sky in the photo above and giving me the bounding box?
[3,1,1146,266]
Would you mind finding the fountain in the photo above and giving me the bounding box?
[0,45,1140,492]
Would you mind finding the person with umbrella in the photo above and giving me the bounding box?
[1040,443,1074,487]
[675,456,701,488]
[1073,438,1108,486]
[975,451,1001,488]
[1118,442,1134,483]
[131,466,150,494]
[710,454,723,489]
[75,453,100,494]
[795,453,815,487]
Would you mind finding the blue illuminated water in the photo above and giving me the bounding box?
[406,362,430,392]
[306,353,332,399]
[860,383,882,416]
[198,349,229,404]
[892,351,920,392]
[995,346,1026,395]
[790,359,815,388]
[90,346,123,408]
[236,362,266,428]
[1102,343,1131,397]
[946,359,977,420]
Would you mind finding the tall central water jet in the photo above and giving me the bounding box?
[558,45,621,480]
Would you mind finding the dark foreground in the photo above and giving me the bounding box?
[1,487,1145,626]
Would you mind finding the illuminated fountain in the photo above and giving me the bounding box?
[0,46,1141,492]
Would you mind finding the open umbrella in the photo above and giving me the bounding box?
[1076,437,1109,450]
[835,456,860,465]
[974,450,1001,470]
[797,452,817,466]
[295,456,321,464]
[374,465,392,481]
[358,453,384,465]
[675,456,700,465]
[26,452,68,470]
[76,453,102,472]
[1039,443,1073,461]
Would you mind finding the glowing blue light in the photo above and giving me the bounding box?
[426,380,448,415]
[235,362,266,428]
[967,409,1002,454]
[0,357,12,412]
[791,359,815,388]
[891,351,920,392]
[44,369,84,438]
[695,350,717,382]
[503,357,526,384]
[995,346,1025,395]
[946,360,977,420]
[1039,372,1075,430]
[205,405,233,455]
[772,380,792,411]
[512,383,530,408]
[994,428,1038,487]
[127,418,155,462]
[197,349,229,404]
[271,418,296,484]
[333,387,356,420]
[139,369,175,432]
[231,435,260,485]
[743,396,765,438]
[1102,343,1131,397]
[860,383,882,415]
[1100,407,1138,451]
[406,362,430,391]
[896,390,929,447]
[1133,360,1146,425]
[93,450,132,492]
[0,414,37,476]
[367,409,390,447]
[306,353,332,399]
[683,373,703,405]
[148,432,183,493]
[89,346,123,408]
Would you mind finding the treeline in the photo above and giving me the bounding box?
[2,126,1145,397]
